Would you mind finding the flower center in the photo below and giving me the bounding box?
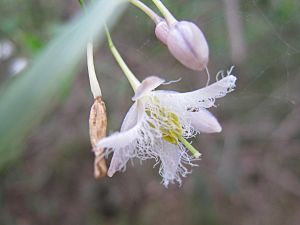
[145,96,201,158]
[146,106,183,145]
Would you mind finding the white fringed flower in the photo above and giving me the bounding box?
[95,71,236,187]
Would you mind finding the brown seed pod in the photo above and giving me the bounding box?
[89,96,108,178]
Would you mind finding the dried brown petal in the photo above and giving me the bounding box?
[89,96,108,178]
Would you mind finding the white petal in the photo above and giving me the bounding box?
[152,141,194,187]
[105,102,139,177]
[98,126,139,177]
[96,102,144,151]
[120,102,138,132]
[179,75,237,104]
[96,101,157,177]
[190,75,237,98]
[107,148,132,177]
[188,109,222,133]
[132,76,165,101]
[96,124,140,153]
[155,75,236,109]
[155,141,181,187]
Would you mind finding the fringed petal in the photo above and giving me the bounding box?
[96,127,140,177]
[155,75,237,110]
[152,141,195,187]
[95,102,159,177]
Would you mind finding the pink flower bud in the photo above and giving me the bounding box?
[155,20,209,71]
[155,20,169,45]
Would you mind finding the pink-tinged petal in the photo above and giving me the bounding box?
[132,76,165,101]
[167,21,209,71]
[155,20,169,45]
[188,109,222,133]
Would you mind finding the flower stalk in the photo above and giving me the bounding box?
[151,0,177,25]
[87,42,102,98]
[129,0,162,24]
[104,26,141,92]
[78,0,86,8]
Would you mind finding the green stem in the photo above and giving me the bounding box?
[178,136,201,158]
[78,0,85,6]
[129,0,162,24]
[78,0,87,10]
[151,0,177,25]
[104,26,141,92]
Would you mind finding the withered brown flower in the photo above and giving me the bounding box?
[87,42,108,178]
[89,96,108,178]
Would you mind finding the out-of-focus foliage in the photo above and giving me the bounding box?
[0,0,126,168]
[0,0,300,225]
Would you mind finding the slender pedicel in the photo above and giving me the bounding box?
[87,42,102,98]
[104,26,141,92]
[129,0,162,24]
[151,0,177,25]
[78,0,86,8]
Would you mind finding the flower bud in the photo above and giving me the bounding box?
[155,20,209,71]
[89,97,108,178]
[155,20,169,45]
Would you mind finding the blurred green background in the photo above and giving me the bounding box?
[0,0,300,224]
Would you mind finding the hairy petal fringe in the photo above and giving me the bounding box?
[155,75,237,110]
[156,141,196,187]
